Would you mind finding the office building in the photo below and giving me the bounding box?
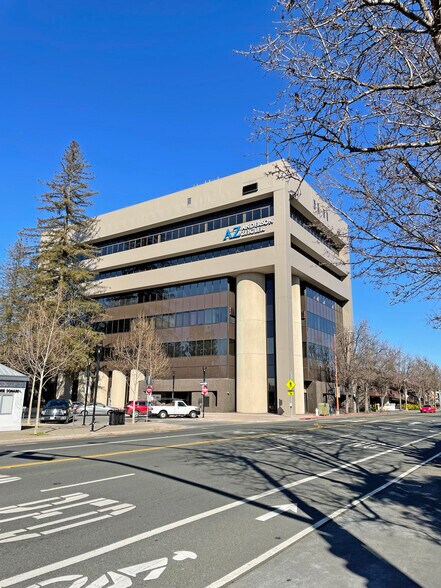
[91,161,353,414]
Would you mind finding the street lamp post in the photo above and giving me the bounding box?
[91,344,103,432]
[333,334,340,416]
[82,363,91,426]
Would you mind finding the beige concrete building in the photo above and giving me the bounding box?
[90,161,353,414]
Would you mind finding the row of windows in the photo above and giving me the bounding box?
[164,338,235,358]
[307,312,336,336]
[96,278,231,309]
[97,238,274,281]
[305,286,338,309]
[97,200,274,257]
[292,243,344,281]
[303,342,334,363]
[291,207,340,254]
[96,307,230,335]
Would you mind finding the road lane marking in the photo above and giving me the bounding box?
[0,433,286,470]
[0,418,431,471]
[25,551,198,587]
[9,431,227,453]
[0,493,136,544]
[254,445,288,453]
[256,504,298,522]
[0,475,21,484]
[40,473,135,492]
[206,447,441,588]
[0,430,439,587]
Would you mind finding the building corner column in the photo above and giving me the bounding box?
[236,273,267,413]
[292,276,305,414]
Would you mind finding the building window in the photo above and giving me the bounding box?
[96,238,274,281]
[242,182,258,195]
[0,395,14,415]
[95,198,273,257]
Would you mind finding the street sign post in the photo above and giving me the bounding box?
[286,379,296,417]
[145,382,153,422]
[201,369,207,419]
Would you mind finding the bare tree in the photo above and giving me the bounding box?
[110,316,170,424]
[334,320,384,412]
[246,1,441,323]
[7,296,90,433]
[408,355,441,406]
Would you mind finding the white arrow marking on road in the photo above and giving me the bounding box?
[256,504,298,522]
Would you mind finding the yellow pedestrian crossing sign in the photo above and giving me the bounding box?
[286,379,296,390]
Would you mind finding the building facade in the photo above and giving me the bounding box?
[91,161,353,414]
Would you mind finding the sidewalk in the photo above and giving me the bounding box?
[0,410,410,446]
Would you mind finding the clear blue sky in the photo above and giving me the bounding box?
[0,1,439,365]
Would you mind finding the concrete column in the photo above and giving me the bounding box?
[291,276,305,414]
[129,369,145,402]
[56,373,72,400]
[236,273,267,413]
[97,372,109,405]
[110,370,127,409]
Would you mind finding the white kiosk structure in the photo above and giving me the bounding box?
[0,364,29,432]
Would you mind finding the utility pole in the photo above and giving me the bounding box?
[82,363,91,426]
[333,334,340,416]
[91,344,103,432]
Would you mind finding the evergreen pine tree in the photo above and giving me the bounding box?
[0,232,34,350]
[27,141,102,371]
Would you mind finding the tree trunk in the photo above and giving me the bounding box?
[26,375,37,425]
[34,376,45,434]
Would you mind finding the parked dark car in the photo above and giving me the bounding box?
[40,399,74,423]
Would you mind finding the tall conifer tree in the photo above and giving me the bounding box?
[29,141,102,371]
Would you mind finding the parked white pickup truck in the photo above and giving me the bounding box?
[150,400,200,419]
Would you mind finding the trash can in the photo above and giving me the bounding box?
[109,410,125,425]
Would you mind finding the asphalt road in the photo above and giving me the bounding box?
[0,413,440,588]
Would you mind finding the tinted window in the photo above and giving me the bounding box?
[45,400,69,408]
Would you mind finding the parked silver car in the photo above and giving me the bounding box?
[40,399,74,423]
[73,402,117,416]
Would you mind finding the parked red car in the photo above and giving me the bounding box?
[125,400,153,416]
[420,404,436,413]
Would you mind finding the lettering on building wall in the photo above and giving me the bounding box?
[223,217,274,241]
[313,199,329,222]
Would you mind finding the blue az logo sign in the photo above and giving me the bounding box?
[223,226,241,241]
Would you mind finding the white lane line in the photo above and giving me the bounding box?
[317,434,353,446]
[0,430,439,588]
[206,447,441,588]
[0,475,21,485]
[254,445,288,453]
[40,473,135,493]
